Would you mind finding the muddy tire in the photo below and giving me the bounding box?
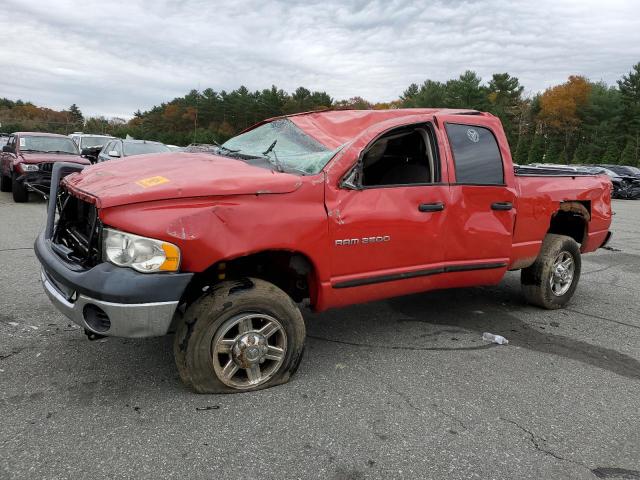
[11,173,28,203]
[521,234,581,309]
[0,174,10,192]
[173,278,306,394]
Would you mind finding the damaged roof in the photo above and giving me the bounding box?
[249,108,482,149]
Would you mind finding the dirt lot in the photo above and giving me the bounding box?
[1,193,639,480]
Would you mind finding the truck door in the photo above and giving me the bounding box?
[324,120,450,298]
[438,118,516,268]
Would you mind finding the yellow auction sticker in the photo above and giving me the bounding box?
[136,176,170,188]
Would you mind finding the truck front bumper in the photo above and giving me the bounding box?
[35,231,193,338]
[17,171,52,196]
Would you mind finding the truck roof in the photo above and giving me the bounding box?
[254,108,483,149]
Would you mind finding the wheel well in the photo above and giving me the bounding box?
[182,250,318,307]
[547,201,590,245]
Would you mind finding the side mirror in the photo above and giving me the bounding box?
[2,145,12,153]
[108,150,120,158]
[340,163,362,190]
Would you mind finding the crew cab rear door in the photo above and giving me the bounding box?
[436,115,516,269]
[324,116,451,293]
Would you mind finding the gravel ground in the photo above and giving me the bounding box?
[0,192,639,480]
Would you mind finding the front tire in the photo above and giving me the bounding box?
[173,278,306,393]
[521,234,581,309]
[0,173,11,192]
[11,173,29,202]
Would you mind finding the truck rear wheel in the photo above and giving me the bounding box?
[521,234,581,309]
[11,173,29,203]
[0,174,11,192]
[173,278,306,393]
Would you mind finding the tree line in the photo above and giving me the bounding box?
[1,62,639,166]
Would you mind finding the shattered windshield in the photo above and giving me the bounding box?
[220,118,340,174]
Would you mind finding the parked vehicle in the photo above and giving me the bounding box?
[69,133,115,152]
[599,164,640,178]
[587,166,640,199]
[97,138,171,162]
[69,134,115,164]
[183,143,219,153]
[529,163,640,199]
[35,109,612,393]
[0,132,89,202]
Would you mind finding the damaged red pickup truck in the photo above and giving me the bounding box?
[35,109,612,393]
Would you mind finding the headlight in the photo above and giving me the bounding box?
[21,164,39,172]
[102,228,180,273]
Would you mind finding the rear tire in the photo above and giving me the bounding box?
[521,234,581,309]
[11,173,29,203]
[0,174,11,192]
[173,278,306,393]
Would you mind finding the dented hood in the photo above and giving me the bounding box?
[63,152,302,208]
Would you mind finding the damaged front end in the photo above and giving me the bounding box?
[17,162,56,198]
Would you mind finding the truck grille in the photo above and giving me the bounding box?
[39,163,54,173]
[52,188,102,267]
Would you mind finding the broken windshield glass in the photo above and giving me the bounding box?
[220,118,341,174]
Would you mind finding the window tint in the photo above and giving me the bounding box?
[361,125,438,187]
[445,124,503,185]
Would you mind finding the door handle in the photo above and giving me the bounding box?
[418,202,445,212]
[491,202,513,211]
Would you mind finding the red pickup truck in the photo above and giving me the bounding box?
[0,132,89,202]
[35,109,612,393]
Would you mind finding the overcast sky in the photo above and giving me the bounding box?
[1,0,639,118]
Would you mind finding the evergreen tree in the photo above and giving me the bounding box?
[572,141,589,164]
[67,103,84,125]
[602,142,621,165]
[446,71,486,109]
[558,150,568,164]
[528,133,545,164]
[619,139,636,166]
[544,137,563,163]
[514,132,531,165]
[487,73,524,145]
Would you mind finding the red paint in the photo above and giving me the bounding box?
[63,110,613,311]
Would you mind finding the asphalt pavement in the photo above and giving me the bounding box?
[1,192,639,480]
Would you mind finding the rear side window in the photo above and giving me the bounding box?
[445,123,504,185]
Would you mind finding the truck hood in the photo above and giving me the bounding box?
[19,152,89,165]
[63,152,303,208]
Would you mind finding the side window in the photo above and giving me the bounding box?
[361,125,438,187]
[445,123,504,185]
[114,141,123,156]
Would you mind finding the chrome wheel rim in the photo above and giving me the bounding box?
[212,313,287,389]
[549,251,575,296]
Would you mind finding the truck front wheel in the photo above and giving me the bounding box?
[173,278,306,393]
[521,234,581,309]
[0,173,11,192]
[11,173,29,203]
